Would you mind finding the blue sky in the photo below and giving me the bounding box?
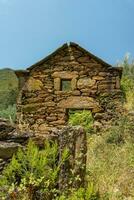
[0,0,134,69]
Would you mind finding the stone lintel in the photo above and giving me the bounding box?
[52,71,78,79]
[58,96,100,111]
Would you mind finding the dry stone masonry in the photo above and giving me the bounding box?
[58,126,87,190]
[15,42,123,135]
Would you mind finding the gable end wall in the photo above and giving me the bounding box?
[16,45,123,134]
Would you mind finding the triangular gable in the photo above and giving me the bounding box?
[27,42,113,71]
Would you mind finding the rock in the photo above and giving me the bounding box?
[71,90,81,96]
[77,78,96,89]
[80,88,90,93]
[0,118,9,123]
[77,56,90,63]
[115,77,120,89]
[54,78,60,91]
[7,131,33,144]
[0,142,21,159]
[98,72,110,76]
[93,121,102,131]
[98,84,115,91]
[0,119,15,140]
[94,113,104,120]
[58,126,87,190]
[49,120,66,125]
[58,96,100,110]
[52,71,78,79]
[71,78,77,90]
[38,124,51,132]
[46,116,57,121]
[26,77,43,91]
[128,111,134,116]
[93,76,105,80]
[0,158,7,171]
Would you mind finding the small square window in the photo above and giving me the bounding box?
[61,80,72,91]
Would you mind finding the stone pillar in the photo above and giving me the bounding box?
[58,126,87,191]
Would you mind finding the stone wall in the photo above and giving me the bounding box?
[16,43,123,134]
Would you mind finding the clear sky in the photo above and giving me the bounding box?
[0,0,134,69]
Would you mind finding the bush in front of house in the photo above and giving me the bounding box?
[0,140,100,200]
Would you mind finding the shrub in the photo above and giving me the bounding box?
[119,54,134,110]
[69,110,94,133]
[0,140,67,199]
[106,115,134,145]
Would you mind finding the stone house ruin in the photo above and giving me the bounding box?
[15,42,123,134]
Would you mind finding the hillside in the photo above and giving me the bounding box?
[0,68,18,111]
[0,68,18,91]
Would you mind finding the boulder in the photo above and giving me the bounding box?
[77,78,96,89]
[0,118,15,140]
[0,142,21,159]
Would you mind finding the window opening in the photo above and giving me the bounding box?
[61,79,72,91]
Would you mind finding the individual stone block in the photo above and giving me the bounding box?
[0,142,21,159]
[54,78,61,91]
[71,78,77,90]
[116,77,120,89]
[52,71,78,79]
[49,120,66,125]
[58,96,101,111]
[93,76,105,81]
[46,116,57,121]
[38,124,51,132]
[98,84,115,91]
[26,77,43,91]
[77,56,91,63]
[77,78,96,89]
[71,90,81,96]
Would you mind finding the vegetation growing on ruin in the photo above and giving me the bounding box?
[69,110,94,132]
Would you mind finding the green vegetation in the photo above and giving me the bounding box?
[0,104,16,123]
[86,56,134,199]
[69,110,94,132]
[0,140,99,200]
[87,115,134,199]
[120,54,134,110]
[0,68,18,91]
[0,68,18,121]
